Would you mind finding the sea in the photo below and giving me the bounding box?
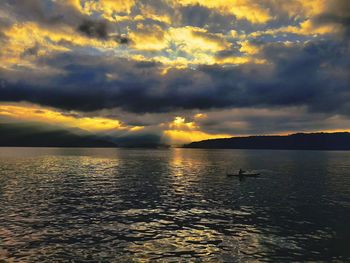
[0,147,349,262]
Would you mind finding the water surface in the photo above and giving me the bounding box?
[0,148,349,262]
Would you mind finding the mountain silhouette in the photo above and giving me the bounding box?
[0,122,117,147]
[184,132,350,150]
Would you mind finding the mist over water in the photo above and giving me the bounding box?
[0,148,349,262]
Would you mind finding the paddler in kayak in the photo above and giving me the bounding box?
[238,169,246,175]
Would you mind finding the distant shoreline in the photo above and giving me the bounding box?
[183,132,350,151]
[2,146,350,152]
[1,131,350,150]
[0,145,170,149]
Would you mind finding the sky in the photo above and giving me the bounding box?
[0,0,349,145]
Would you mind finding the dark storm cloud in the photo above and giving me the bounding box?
[21,44,40,58]
[78,20,109,40]
[0,0,348,120]
[314,14,350,37]
[0,36,349,116]
[179,5,235,33]
[195,107,350,136]
[312,0,350,38]
[77,19,130,44]
[1,0,82,26]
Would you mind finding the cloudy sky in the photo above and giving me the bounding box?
[0,0,349,144]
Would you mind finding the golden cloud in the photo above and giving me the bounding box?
[1,0,342,73]
[129,24,168,51]
[75,0,136,21]
[250,19,341,38]
[1,22,122,69]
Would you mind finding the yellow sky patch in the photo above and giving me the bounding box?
[0,103,141,132]
[169,26,231,53]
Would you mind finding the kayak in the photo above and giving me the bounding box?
[226,173,260,177]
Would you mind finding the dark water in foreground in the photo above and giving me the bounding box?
[0,148,349,262]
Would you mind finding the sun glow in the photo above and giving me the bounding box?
[164,116,231,144]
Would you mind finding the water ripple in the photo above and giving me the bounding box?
[0,148,349,262]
